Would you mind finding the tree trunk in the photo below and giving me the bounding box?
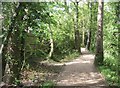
[0,2,3,82]
[86,30,91,50]
[9,27,21,83]
[82,30,85,47]
[2,3,22,83]
[86,2,92,50]
[94,0,104,65]
[48,23,54,59]
[20,30,25,71]
[74,1,81,53]
[2,3,26,83]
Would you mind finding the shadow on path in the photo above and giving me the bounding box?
[50,48,107,86]
[25,48,107,87]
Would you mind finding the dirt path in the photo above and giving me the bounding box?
[51,48,107,86]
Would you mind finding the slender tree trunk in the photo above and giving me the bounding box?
[86,30,91,50]
[86,2,92,50]
[0,2,3,82]
[48,23,54,59]
[82,30,85,46]
[94,0,104,65]
[74,1,81,53]
[20,30,25,71]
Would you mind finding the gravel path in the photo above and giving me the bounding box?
[52,48,107,86]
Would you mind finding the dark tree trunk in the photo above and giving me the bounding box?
[10,27,21,83]
[9,3,26,83]
[94,0,104,65]
[74,1,81,53]
[2,3,26,83]
[20,30,25,70]
[2,3,22,82]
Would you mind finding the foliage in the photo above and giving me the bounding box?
[98,2,119,86]
[1,1,119,86]
[42,81,55,88]
[99,66,118,86]
[2,2,51,83]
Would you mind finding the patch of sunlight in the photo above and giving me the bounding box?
[90,72,97,77]
[54,57,93,66]
[65,62,80,65]
[52,48,95,66]
[57,72,105,85]
[53,63,65,66]
[81,55,95,59]
[81,61,91,63]
[53,61,80,66]
[85,78,103,84]
[57,78,104,85]
[81,48,87,51]
[60,80,69,82]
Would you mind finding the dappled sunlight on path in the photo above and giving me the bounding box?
[52,48,107,86]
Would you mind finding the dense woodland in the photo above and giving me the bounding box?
[0,0,120,87]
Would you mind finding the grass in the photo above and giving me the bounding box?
[42,81,55,88]
[98,65,119,86]
[59,51,80,62]
[51,49,80,62]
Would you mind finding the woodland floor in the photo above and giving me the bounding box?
[22,48,108,87]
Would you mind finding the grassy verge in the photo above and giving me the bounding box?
[42,81,56,88]
[98,65,119,86]
[59,51,80,62]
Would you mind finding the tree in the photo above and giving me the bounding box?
[48,18,54,59]
[86,2,92,50]
[74,1,81,53]
[0,1,3,82]
[2,2,50,84]
[94,0,104,65]
[2,3,23,83]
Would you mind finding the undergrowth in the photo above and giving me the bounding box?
[98,53,119,86]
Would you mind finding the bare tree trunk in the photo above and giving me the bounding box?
[48,23,54,59]
[86,2,92,50]
[94,0,104,65]
[82,30,85,46]
[86,30,91,50]
[20,30,25,71]
[74,1,81,53]
[0,2,3,83]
